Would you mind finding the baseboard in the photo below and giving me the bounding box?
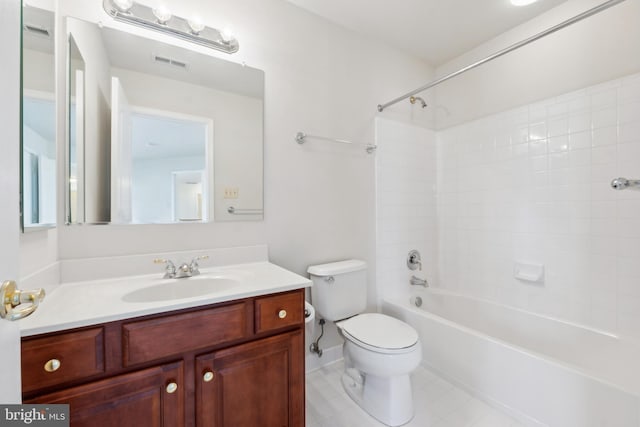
[305,344,343,373]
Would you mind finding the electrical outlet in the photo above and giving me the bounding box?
[224,187,239,199]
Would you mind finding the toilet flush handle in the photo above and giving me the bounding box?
[324,276,335,284]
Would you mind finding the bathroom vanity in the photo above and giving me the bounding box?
[19,262,309,427]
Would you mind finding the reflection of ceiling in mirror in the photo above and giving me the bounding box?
[23,6,54,54]
[174,171,203,185]
[100,26,264,99]
[131,113,207,160]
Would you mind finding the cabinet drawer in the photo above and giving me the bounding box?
[254,290,303,334]
[21,328,105,394]
[122,301,251,366]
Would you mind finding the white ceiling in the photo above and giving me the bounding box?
[285,0,569,65]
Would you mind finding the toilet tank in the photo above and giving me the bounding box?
[308,259,367,321]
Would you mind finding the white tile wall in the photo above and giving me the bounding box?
[375,118,438,302]
[437,72,640,340]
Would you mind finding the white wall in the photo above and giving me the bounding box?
[375,118,437,305]
[51,0,435,268]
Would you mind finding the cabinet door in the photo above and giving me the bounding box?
[26,361,184,427]
[196,331,304,427]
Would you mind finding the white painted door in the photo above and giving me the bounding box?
[0,0,24,404]
[111,76,133,223]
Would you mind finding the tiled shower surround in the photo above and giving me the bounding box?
[437,72,640,340]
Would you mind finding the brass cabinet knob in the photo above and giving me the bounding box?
[166,382,178,394]
[44,359,61,372]
[278,310,287,319]
[203,371,214,382]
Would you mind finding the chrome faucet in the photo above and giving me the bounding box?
[410,275,428,287]
[154,255,209,279]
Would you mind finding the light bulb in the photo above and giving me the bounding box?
[220,25,234,43]
[188,17,205,35]
[152,5,172,24]
[112,0,133,13]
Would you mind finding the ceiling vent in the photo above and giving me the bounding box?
[153,55,188,69]
[23,24,50,38]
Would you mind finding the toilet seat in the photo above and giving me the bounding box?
[337,313,419,355]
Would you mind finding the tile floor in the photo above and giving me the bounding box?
[306,361,526,427]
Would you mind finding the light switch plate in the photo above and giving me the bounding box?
[224,187,239,199]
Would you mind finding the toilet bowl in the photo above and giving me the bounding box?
[308,259,422,427]
[337,313,421,426]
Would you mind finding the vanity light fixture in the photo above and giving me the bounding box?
[102,0,239,54]
[220,25,235,43]
[187,17,206,35]
[112,0,133,13]
[152,5,172,25]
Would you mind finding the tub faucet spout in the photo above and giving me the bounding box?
[410,275,428,287]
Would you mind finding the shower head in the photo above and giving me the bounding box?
[611,177,640,190]
[409,96,427,108]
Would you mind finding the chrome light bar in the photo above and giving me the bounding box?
[102,0,239,54]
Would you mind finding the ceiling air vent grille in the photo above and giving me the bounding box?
[153,55,188,69]
[24,24,50,38]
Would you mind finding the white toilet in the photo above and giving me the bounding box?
[308,260,422,427]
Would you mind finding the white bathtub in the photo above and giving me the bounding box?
[382,290,640,427]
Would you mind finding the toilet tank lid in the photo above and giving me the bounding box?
[307,259,366,276]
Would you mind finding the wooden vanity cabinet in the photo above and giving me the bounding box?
[22,289,305,427]
[196,330,303,427]
[27,361,185,427]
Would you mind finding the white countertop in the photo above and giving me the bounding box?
[20,262,311,337]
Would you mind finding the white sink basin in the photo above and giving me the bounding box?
[122,275,241,303]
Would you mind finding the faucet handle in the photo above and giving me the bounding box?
[188,255,209,274]
[407,250,422,271]
[154,258,177,278]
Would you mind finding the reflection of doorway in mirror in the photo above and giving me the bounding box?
[121,108,212,224]
[172,171,204,222]
[22,95,56,227]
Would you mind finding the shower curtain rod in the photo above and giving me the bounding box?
[377,0,627,113]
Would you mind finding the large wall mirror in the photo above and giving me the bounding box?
[66,17,264,225]
[22,4,56,230]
